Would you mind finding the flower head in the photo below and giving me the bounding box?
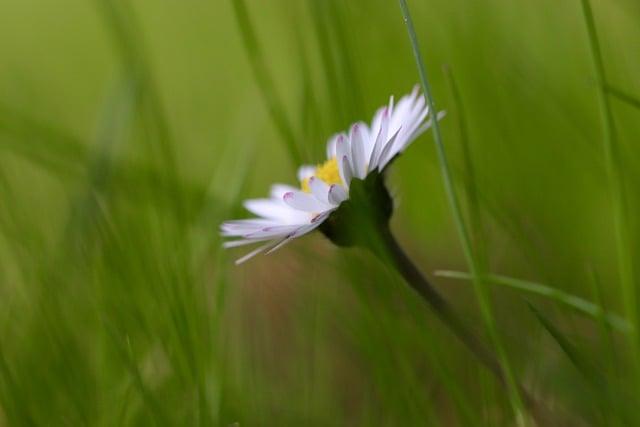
[221,86,442,264]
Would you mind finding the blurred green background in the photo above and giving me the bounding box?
[0,0,639,425]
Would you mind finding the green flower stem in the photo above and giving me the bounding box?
[378,227,501,376]
[371,226,548,423]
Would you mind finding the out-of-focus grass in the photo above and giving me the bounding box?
[0,0,639,425]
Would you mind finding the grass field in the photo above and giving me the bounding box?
[1,0,639,425]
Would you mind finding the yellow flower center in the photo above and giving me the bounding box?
[301,157,343,192]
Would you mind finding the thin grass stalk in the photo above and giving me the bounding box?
[588,269,628,426]
[307,0,348,129]
[587,268,618,371]
[93,0,177,169]
[326,0,364,120]
[442,64,488,270]
[579,0,638,378]
[230,0,302,166]
[396,0,526,421]
[94,0,189,228]
[436,270,630,332]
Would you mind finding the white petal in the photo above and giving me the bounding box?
[224,238,272,248]
[244,224,303,239]
[283,191,330,212]
[265,210,332,254]
[328,184,348,205]
[410,110,446,141]
[297,165,316,182]
[350,124,366,179]
[244,199,297,221]
[308,176,330,204]
[326,133,344,159]
[220,219,276,236]
[235,242,274,265]
[398,110,445,154]
[335,134,351,170]
[339,155,352,187]
[370,107,386,140]
[369,107,389,170]
[395,96,428,144]
[389,87,419,135]
[270,184,299,200]
[221,219,273,230]
[377,127,402,171]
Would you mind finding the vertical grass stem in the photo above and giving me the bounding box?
[579,0,637,379]
[397,0,526,421]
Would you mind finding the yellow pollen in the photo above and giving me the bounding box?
[301,157,343,192]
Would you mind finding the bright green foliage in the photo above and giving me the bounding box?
[0,0,639,425]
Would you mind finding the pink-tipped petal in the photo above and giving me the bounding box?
[369,107,389,170]
[377,127,402,171]
[339,155,352,187]
[328,184,348,205]
[308,176,331,204]
[326,133,344,159]
[244,224,302,239]
[297,165,316,182]
[350,124,366,179]
[283,191,330,213]
[335,134,351,170]
[264,211,332,255]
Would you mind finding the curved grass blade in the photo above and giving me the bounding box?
[528,304,604,387]
[435,270,630,333]
[0,103,87,178]
[605,84,640,110]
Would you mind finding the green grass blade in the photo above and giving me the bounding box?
[104,324,169,426]
[0,102,206,225]
[529,304,603,386]
[605,84,640,110]
[397,0,526,421]
[579,0,638,379]
[0,344,36,427]
[64,76,138,247]
[229,0,302,165]
[587,268,619,376]
[442,64,487,267]
[0,103,87,178]
[94,0,187,223]
[307,0,346,130]
[325,0,364,120]
[436,270,630,332]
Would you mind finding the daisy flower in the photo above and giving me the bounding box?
[221,86,443,264]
